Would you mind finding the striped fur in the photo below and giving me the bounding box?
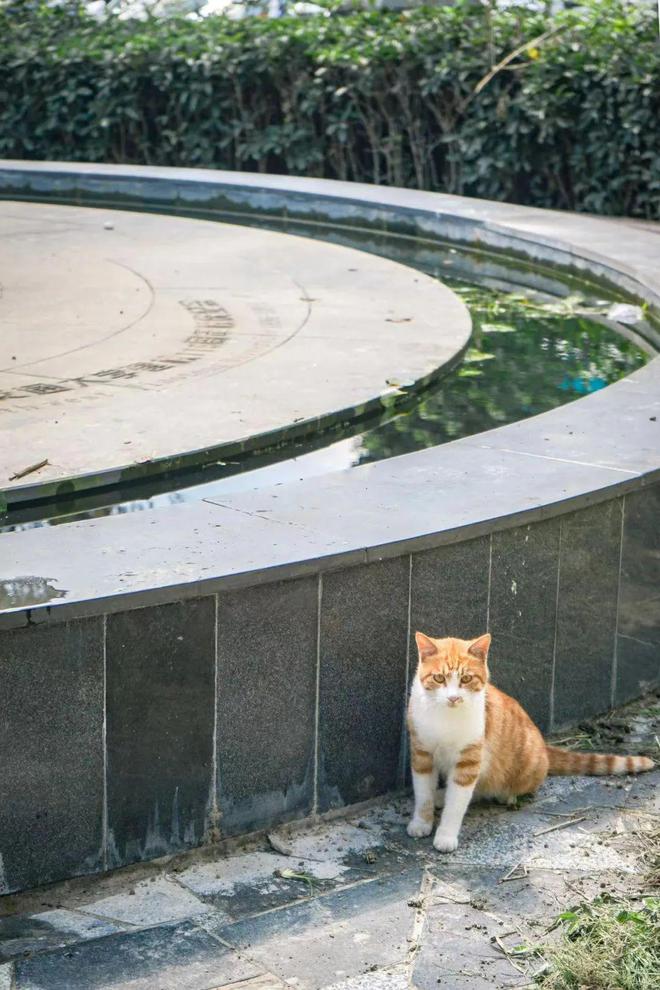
[407,632,655,853]
[546,746,653,776]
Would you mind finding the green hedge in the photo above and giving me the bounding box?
[2,0,659,217]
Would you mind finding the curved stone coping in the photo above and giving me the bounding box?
[0,200,470,505]
[0,161,659,625]
[1,161,659,331]
[0,351,659,625]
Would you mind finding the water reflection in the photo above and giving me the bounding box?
[0,577,68,609]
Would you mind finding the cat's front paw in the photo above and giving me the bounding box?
[407,817,433,838]
[433,828,459,853]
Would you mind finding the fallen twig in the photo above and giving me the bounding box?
[533,816,586,837]
[434,892,471,905]
[498,862,528,884]
[537,808,588,818]
[9,457,49,481]
[492,935,527,976]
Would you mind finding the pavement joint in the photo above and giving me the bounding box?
[1,700,657,987]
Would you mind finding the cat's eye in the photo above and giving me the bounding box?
[433,673,445,684]
[460,674,473,684]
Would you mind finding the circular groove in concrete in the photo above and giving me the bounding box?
[0,201,471,502]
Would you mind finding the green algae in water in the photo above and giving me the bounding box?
[354,282,649,464]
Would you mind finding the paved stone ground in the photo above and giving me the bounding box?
[1,696,658,990]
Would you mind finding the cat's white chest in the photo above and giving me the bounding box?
[410,684,485,775]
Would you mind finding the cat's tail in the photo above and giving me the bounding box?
[546,745,654,777]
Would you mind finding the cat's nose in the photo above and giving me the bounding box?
[447,695,463,706]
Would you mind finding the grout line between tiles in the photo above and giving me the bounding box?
[611,496,626,706]
[312,573,323,815]
[467,444,638,475]
[549,519,563,731]
[210,594,221,837]
[101,614,108,873]
[485,534,493,631]
[399,554,414,788]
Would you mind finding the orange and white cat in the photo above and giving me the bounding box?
[407,632,654,852]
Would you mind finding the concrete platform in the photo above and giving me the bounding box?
[0,202,470,503]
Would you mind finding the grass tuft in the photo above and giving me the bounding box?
[636,823,660,889]
[538,895,660,990]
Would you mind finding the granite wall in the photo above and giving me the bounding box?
[1,488,658,894]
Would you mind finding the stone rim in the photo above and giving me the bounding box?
[0,161,658,627]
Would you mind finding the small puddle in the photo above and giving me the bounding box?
[0,576,68,609]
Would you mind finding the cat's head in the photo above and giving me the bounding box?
[414,632,491,707]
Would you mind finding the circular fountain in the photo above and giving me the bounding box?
[0,201,470,504]
[0,162,658,897]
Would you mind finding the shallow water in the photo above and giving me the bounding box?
[1,251,651,533]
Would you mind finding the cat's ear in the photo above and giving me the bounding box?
[415,631,438,661]
[468,633,491,662]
